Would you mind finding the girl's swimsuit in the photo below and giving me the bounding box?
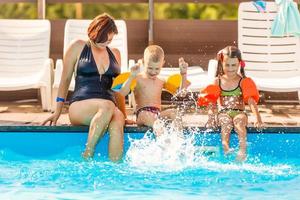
[70,43,120,105]
[219,78,245,118]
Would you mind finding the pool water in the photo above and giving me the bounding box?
[0,130,299,199]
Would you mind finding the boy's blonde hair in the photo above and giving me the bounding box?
[144,45,164,63]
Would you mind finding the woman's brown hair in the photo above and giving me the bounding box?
[215,45,246,78]
[87,13,118,43]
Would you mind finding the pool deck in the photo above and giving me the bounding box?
[0,100,300,131]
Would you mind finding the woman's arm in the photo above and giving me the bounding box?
[42,40,83,125]
[55,40,84,114]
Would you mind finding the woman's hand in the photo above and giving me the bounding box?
[41,112,61,126]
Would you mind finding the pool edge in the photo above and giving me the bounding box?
[0,125,300,133]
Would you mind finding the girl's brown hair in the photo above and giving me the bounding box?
[87,13,118,43]
[215,46,246,78]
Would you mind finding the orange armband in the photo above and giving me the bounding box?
[241,77,259,104]
[197,85,221,107]
[164,74,191,95]
[111,72,136,91]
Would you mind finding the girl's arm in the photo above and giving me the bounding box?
[248,97,263,128]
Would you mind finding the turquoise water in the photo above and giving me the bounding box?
[0,131,300,199]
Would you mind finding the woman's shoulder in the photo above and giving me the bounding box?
[110,47,120,54]
[64,39,87,61]
[109,47,121,62]
[69,39,86,51]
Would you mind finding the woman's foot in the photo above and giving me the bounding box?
[236,151,247,162]
[82,147,94,159]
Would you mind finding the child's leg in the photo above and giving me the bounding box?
[160,108,176,119]
[233,113,248,161]
[137,111,164,136]
[218,113,233,154]
[160,108,183,132]
[136,111,158,127]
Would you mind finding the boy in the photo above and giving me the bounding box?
[119,45,189,131]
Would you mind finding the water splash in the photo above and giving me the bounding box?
[125,125,296,176]
[125,88,297,176]
[125,124,201,171]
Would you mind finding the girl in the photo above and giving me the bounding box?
[198,46,263,161]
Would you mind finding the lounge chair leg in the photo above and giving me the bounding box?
[40,87,48,111]
[40,86,52,112]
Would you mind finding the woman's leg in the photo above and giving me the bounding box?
[233,113,248,161]
[218,113,233,154]
[108,107,125,161]
[69,99,115,158]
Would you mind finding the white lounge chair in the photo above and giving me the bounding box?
[52,19,129,110]
[0,19,53,111]
[238,2,300,101]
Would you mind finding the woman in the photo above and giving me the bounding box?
[43,13,124,161]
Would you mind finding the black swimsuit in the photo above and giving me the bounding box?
[70,43,120,105]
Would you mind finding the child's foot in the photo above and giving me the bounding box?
[236,151,247,162]
[153,120,164,137]
[224,148,234,156]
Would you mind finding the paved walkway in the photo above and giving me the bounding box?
[0,100,300,127]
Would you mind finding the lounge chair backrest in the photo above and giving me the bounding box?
[0,20,50,77]
[238,2,300,78]
[64,19,128,72]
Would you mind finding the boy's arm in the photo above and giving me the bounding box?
[248,97,263,128]
[178,57,190,90]
[180,72,190,90]
[118,63,140,96]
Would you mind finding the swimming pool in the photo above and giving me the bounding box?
[0,127,300,199]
